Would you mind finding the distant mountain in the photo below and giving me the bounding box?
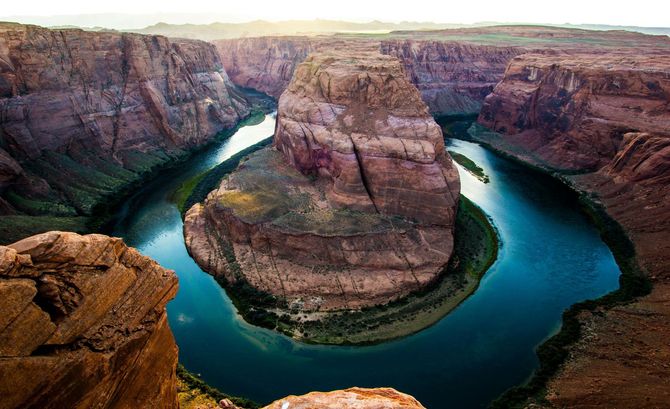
[131,19,467,40]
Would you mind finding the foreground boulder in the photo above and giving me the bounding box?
[185,51,459,312]
[263,387,426,409]
[0,232,179,409]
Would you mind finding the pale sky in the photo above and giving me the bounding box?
[1,0,668,29]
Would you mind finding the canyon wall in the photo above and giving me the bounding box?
[380,40,522,115]
[0,231,179,409]
[214,36,520,115]
[476,52,670,408]
[0,23,251,240]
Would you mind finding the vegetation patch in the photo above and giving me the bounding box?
[448,150,490,183]
[177,364,258,409]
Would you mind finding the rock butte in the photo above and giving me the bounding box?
[0,22,250,238]
[185,51,460,311]
[0,231,179,409]
[476,52,670,408]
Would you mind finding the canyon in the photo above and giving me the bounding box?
[0,22,252,243]
[185,51,460,314]
[475,51,670,407]
[1,19,670,409]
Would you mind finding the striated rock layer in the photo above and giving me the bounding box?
[214,26,670,117]
[475,52,670,408]
[0,23,250,227]
[0,231,179,409]
[185,52,459,312]
[263,387,426,409]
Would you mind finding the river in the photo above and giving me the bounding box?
[111,113,620,408]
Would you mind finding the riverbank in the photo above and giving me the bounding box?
[285,195,499,345]
[449,150,490,183]
[444,120,651,409]
[177,365,258,409]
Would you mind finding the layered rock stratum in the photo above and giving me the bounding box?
[0,23,251,242]
[0,231,179,409]
[214,26,670,117]
[185,51,460,312]
[475,52,670,408]
[262,387,426,409]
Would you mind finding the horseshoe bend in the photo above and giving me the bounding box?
[0,8,669,409]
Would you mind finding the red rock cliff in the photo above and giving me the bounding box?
[478,53,670,170]
[0,231,179,409]
[380,40,522,115]
[214,36,519,115]
[474,51,670,408]
[0,23,250,222]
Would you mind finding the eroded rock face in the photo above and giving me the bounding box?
[0,22,250,218]
[263,387,426,409]
[0,231,179,409]
[215,36,519,115]
[478,53,670,171]
[473,52,670,408]
[185,52,459,312]
[275,52,460,224]
[380,40,522,115]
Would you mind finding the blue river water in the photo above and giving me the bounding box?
[111,114,620,408]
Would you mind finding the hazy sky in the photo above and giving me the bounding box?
[1,0,668,29]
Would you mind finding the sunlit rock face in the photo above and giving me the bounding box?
[185,51,460,312]
[274,52,460,225]
[263,387,427,409]
[0,231,179,409]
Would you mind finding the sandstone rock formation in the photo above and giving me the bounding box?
[474,52,670,408]
[0,231,179,409]
[0,23,250,234]
[185,52,459,312]
[479,53,670,170]
[214,26,670,117]
[380,40,521,115]
[263,387,426,409]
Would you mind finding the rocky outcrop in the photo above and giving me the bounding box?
[185,51,459,312]
[0,23,250,224]
[0,231,179,409]
[474,52,670,408]
[478,53,670,171]
[263,387,426,409]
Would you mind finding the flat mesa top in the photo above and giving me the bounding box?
[215,148,413,236]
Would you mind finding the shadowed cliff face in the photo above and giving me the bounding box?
[380,40,522,115]
[214,36,520,115]
[474,52,670,408]
[0,23,251,224]
[185,52,459,312]
[0,231,179,409]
